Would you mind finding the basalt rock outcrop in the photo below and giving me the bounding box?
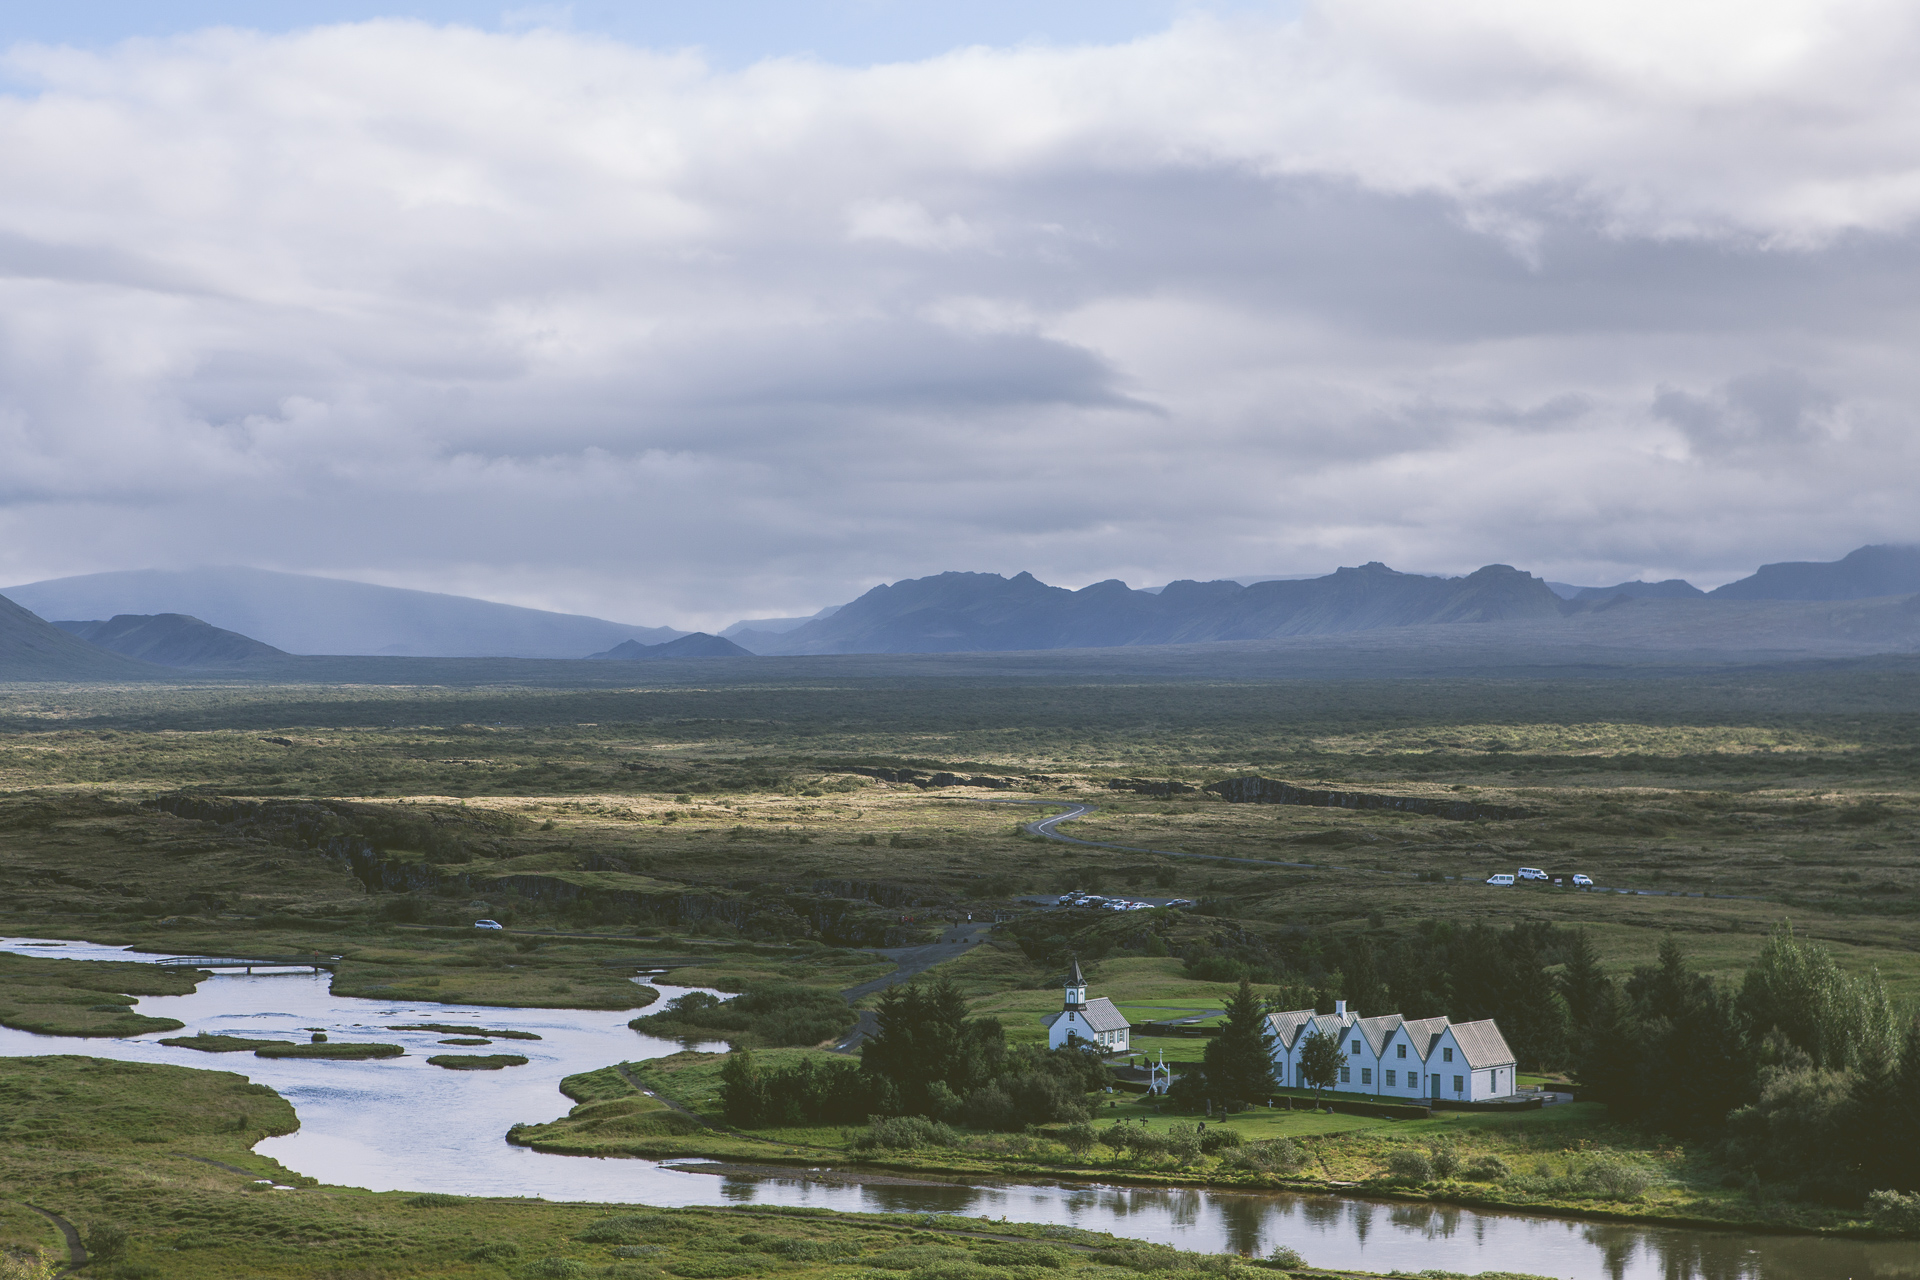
[1202,776,1527,821]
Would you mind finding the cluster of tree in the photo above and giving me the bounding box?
[1563,924,1920,1204]
[1183,918,1582,1070]
[717,975,1107,1131]
[631,984,856,1048]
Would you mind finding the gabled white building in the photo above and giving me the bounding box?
[1041,958,1131,1053]
[1267,1000,1517,1102]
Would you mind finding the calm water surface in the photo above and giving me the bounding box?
[4,937,1917,1280]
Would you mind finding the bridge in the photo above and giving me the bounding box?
[155,955,342,973]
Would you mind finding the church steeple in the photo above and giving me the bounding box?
[1064,957,1087,1011]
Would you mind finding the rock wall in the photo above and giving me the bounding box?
[1201,776,1526,821]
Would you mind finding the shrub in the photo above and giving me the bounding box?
[1428,1143,1460,1178]
[467,1242,523,1261]
[1463,1155,1512,1181]
[1060,1121,1097,1155]
[1869,1189,1920,1236]
[521,1259,588,1278]
[406,1192,463,1207]
[867,1246,974,1271]
[975,1243,1070,1268]
[1577,1156,1653,1200]
[82,1223,127,1262]
[1268,1244,1307,1269]
[1200,1128,1243,1154]
[1224,1138,1304,1175]
[577,1215,671,1244]
[0,1248,55,1280]
[852,1115,960,1150]
[1387,1148,1434,1182]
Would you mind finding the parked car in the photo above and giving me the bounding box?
[1517,867,1549,881]
[1572,874,1594,887]
[1486,873,1516,886]
[473,919,505,930]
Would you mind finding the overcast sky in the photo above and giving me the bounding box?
[2,1,1917,629]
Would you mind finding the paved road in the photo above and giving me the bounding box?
[831,921,995,1051]
[976,798,1766,902]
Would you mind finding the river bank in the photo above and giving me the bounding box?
[521,1049,1879,1242]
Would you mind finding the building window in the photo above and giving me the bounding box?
[1361,1068,1372,1085]
[1340,1067,1350,1083]
[1453,1075,1463,1094]
[1385,1070,1395,1086]
[1396,1045,1406,1059]
[1350,1041,1359,1055]
[1443,1047,1453,1062]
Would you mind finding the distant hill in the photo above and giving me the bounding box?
[54,614,285,667]
[719,605,842,638]
[1710,545,1920,601]
[736,562,1566,655]
[588,632,754,660]
[1572,579,1705,601]
[2,568,686,658]
[0,595,159,681]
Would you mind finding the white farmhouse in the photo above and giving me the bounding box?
[1041,958,1131,1053]
[1267,1000,1517,1102]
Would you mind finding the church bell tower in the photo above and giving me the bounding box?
[1064,957,1087,1011]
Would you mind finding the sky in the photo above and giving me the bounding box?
[1,1,1918,630]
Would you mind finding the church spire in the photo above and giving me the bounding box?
[1064,957,1087,1011]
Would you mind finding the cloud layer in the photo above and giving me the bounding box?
[2,2,1918,626]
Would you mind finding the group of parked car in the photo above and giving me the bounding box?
[1485,868,1594,887]
[1058,890,1196,912]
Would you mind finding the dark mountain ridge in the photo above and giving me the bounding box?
[0,595,161,681]
[56,614,286,667]
[1709,544,1920,601]
[588,632,754,661]
[737,562,1566,655]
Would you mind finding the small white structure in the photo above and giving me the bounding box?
[1042,958,1131,1053]
[1267,1000,1517,1102]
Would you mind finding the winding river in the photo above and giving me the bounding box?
[3,937,1915,1280]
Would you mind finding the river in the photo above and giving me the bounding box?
[2,936,1914,1280]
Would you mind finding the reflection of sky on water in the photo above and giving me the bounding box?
[5,938,1920,1278]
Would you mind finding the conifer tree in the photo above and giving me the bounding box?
[1203,977,1277,1106]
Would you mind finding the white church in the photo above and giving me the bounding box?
[1041,958,1131,1053]
[1267,1000,1517,1102]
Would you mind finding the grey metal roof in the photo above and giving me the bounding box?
[1045,998,1129,1034]
[1356,1013,1405,1055]
[1449,1019,1516,1070]
[1266,1008,1316,1050]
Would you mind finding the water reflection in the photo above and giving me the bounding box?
[5,938,1920,1279]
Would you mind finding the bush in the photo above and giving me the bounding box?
[1061,1121,1098,1155]
[1387,1148,1434,1182]
[82,1223,127,1262]
[852,1115,960,1150]
[1869,1189,1920,1236]
[1224,1138,1305,1175]
[1268,1244,1307,1269]
[1200,1128,1243,1154]
[521,1259,588,1279]
[577,1215,671,1244]
[467,1242,523,1261]
[1429,1143,1460,1178]
[0,1249,55,1280]
[1576,1156,1653,1200]
[406,1192,463,1207]
[1463,1154,1512,1181]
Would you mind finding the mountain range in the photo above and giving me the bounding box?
[732,545,1920,655]
[2,567,684,658]
[2,544,1916,680]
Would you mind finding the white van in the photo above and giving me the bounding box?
[1485,873,1515,886]
[1517,867,1549,882]
[1572,874,1594,887]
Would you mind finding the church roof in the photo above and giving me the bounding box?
[1067,957,1086,986]
[1044,997,1129,1034]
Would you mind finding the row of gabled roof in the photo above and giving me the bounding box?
[1265,1005,1514,1071]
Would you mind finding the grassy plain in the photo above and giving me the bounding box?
[2,662,1919,1260]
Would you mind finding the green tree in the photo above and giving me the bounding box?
[719,1047,767,1126]
[1202,977,1277,1107]
[1298,1029,1344,1107]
